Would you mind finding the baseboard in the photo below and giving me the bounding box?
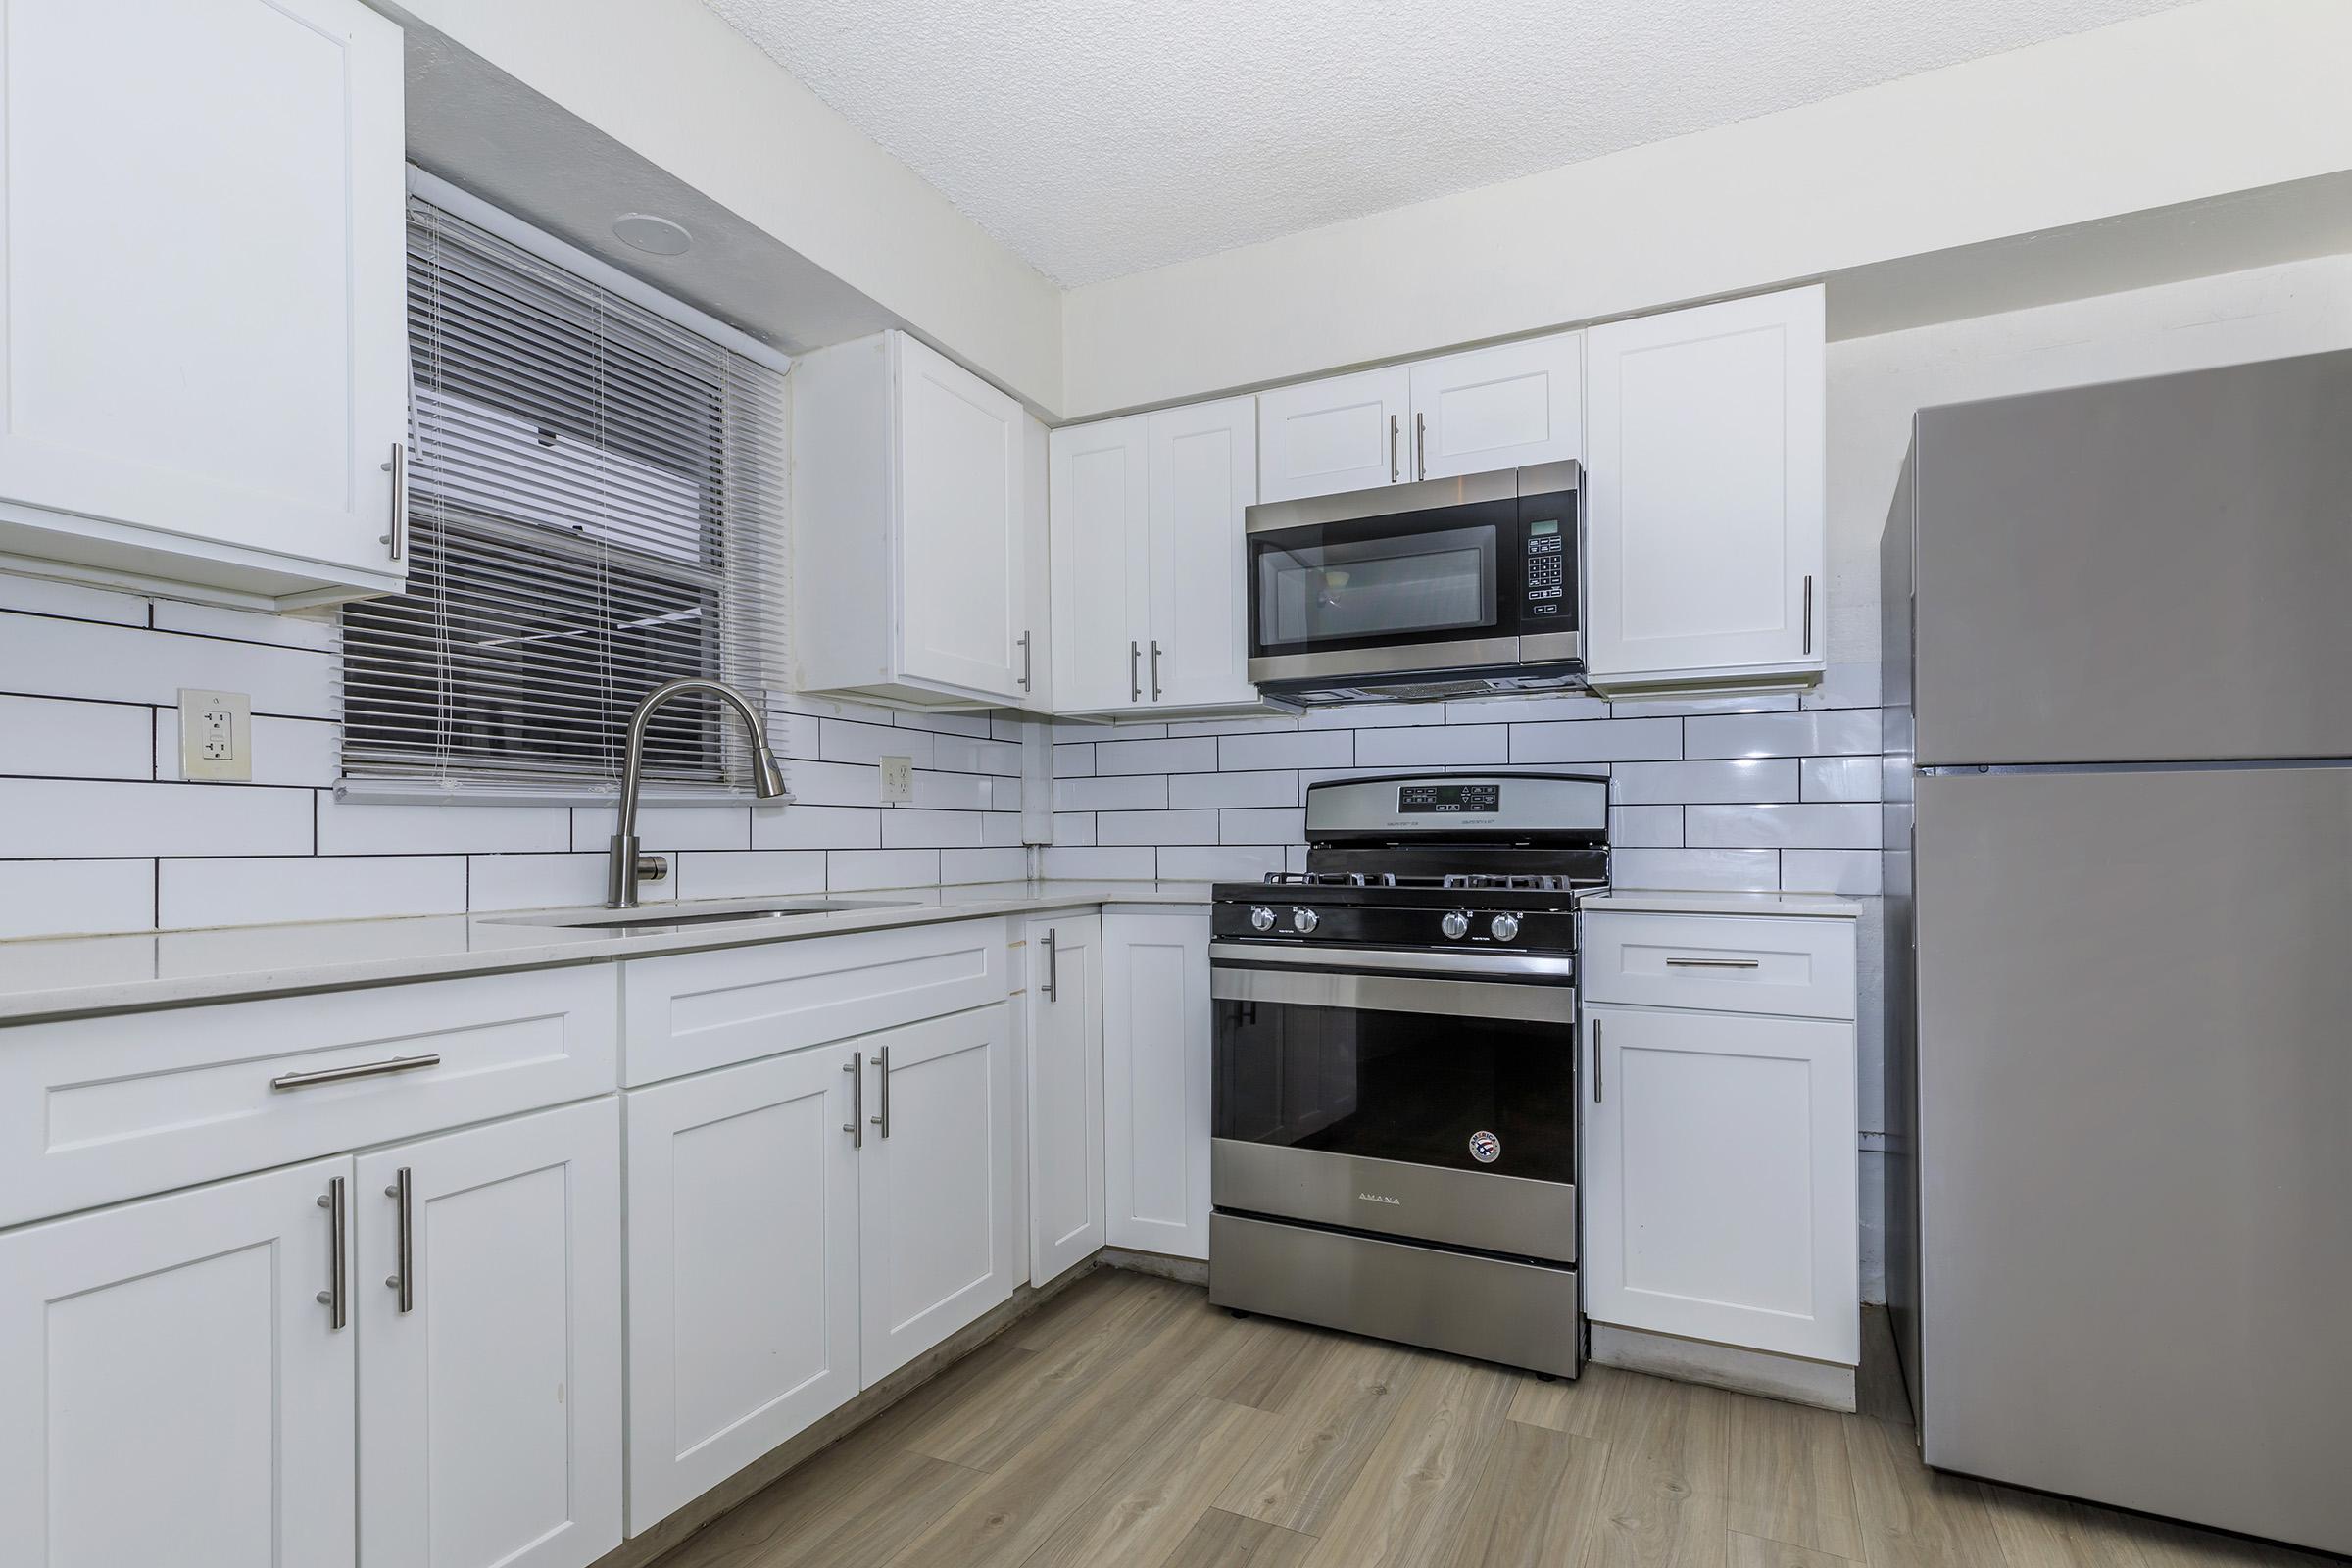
[1590,1321,1857,1411]
[1100,1245,1209,1285]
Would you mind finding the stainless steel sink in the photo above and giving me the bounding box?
[496,899,915,933]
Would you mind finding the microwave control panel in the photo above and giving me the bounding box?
[1525,516,1566,616]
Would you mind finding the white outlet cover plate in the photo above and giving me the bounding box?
[178,689,252,782]
[879,755,914,803]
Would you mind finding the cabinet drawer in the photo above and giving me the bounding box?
[0,966,618,1229]
[1581,913,1854,1020]
[621,918,1006,1085]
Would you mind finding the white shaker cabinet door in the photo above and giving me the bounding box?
[897,335,1030,702]
[623,1046,862,1533]
[858,1004,1021,1383]
[1148,396,1258,709]
[0,0,407,602]
[1049,415,1152,712]
[0,1157,357,1568]
[1102,908,1214,1260]
[1256,366,1412,503]
[1581,1003,1858,1362]
[1407,332,1583,481]
[1025,914,1106,1284]
[356,1100,623,1568]
[1583,285,1825,689]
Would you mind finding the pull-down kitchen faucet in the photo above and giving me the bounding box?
[607,678,789,907]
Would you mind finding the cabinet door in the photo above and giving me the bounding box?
[0,0,405,592]
[897,334,1030,701]
[1582,1004,1857,1362]
[0,1157,356,1567]
[1049,416,1151,712]
[357,1101,622,1568]
[1408,333,1583,481]
[1102,909,1213,1259]
[1584,286,1825,686]
[1256,366,1412,503]
[1025,915,1105,1283]
[623,1046,861,1531]
[1148,396,1258,709]
[859,1004,1021,1383]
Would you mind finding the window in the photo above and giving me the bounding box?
[339,196,788,800]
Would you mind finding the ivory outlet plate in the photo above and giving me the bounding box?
[178,689,252,781]
[879,755,914,803]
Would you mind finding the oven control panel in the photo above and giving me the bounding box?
[1525,516,1566,617]
[1398,783,1499,814]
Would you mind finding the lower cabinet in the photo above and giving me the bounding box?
[1023,913,1105,1283]
[1581,1003,1858,1363]
[621,1002,1019,1534]
[0,1102,623,1568]
[1102,908,1213,1259]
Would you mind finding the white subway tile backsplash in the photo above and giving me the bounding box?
[1097,808,1219,846]
[892,710,992,738]
[1509,716,1682,763]
[569,803,752,854]
[1609,760,1799,805]
[466,851,676,912]
[1167,714,1300,736]
[989,775,1024,812]
[1300,705,1444,730]
[1054,774,1169,812]
[1800,757,1883,803]
[750,804,884,851]
[782,759,884,807]
[1220,808,1305,845]
[318,796,569,856]
[0,571,147,625]
[1685,803,1881,850]
[1610,848,1780,893]
[153,710,336,787]
[1801,662,1884,711]
[0,778,312,858]
[980,812,1025,847]
[1054,719,1162,742]
[1354,724,1507,765]
[1169,770,1297,809]
[1686,709,1879,759]
[907,769,994,811]
[673,850,827,902]
[5,696,151,779]
[880,808,985,849]
[1296,767,1404,803]
[1444,693,1609,725]
[1096,737,1219,775]
[821,716,933,768]
[1218,730,1353,770]
[1052,745,1096,778]
[826,848,940,891]
[1782,850,1886,896]
[1040,846,1155,880]
[941,847,1027,884]
[934,734,1022,776]
[152,599,339,651]
[1052,812,1097,846]
[0,859,155,938]
[1608,806,1683,847]
[160,855,466,928]
[0,612,332,716]
[1605,692,1799,717]
[1156,845,1283,881]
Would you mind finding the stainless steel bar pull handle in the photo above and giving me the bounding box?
[1665,957,1762,969]
[318,1178,348,1329]
[871,1046,892,1138]
[1415,412,1427,479]
[1042,928,1059,1003]
[272,1054,440,1092]
[1591,1019,1603,1104]
[1802,574,1814,655]
[384,1166,414,1313]
[380,441,407,562]
[1129,641,1142,702]
[1389,415,1400,482]
[844,1052,863,1148]
[1150,641,1163,702]
[1017,631,1033,693]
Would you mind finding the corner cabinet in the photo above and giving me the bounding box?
[1102,908,1214,1259]
[1050,397,1261,717]
[791,331,1047,710]
[1582,286,1826,696]
[0,0,410,611]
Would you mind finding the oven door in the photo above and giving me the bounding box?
[1210,954,1578,1262]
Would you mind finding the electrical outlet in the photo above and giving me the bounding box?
[179,690,252,782]
[878,755,914,804]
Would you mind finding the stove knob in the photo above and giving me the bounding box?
[1249,905,1276,932]
[1441,910,1471,940]
[1489,912,1522,944]
[1291,907,1320,934]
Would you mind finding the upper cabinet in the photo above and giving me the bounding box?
[1582,286,1826,696]
[1256,332,1582,503]
[792,332,1044,710]
[0,0,408,611]
[1051,396,1259,718]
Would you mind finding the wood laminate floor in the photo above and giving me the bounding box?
[653,1270,2335,1568]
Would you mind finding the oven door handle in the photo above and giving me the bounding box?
[1211,963,1576,1025]
[1210,941,1573,981]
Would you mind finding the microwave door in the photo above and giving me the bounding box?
[1249,497,1522,680]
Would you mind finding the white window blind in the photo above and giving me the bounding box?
[340,197,788,800]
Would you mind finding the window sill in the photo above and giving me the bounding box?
[333,779,767,808]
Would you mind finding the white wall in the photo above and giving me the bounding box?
[1061,0,2352,416]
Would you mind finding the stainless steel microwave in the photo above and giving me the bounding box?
[1245,462,1582,704]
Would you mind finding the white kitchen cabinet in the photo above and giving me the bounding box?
[1256,366,1412,503]
[792,331,1038,709]
[1582,1002,1857,1363]
[1051,398,1261,717]
[1407,333,1584,481]
[1583,285,1826,694]
[858,1004,1021,1383]
[623,1045,861,1532]
[1102,908,1213,1259]
[0,1157,357,1567]
[1024,914,1105,1284]
[0,0,408,610]
[357,1100,622,1568]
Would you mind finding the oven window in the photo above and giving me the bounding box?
[1213,995,1573,1184]
[1256,524,1495,648]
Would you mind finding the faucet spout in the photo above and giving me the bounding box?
[607,677,790,908]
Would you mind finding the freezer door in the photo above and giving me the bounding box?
[1914,766,2352,1555]
[1913,349,2352,765]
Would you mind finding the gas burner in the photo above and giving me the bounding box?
[1441,872,1578,891]
[1261,871,1399,887]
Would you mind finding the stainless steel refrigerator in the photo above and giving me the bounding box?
[1882,349,2352,1556]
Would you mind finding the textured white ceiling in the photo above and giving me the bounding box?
[702,0,2199,288]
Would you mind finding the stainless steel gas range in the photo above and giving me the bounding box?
[1206,771,1608,1379]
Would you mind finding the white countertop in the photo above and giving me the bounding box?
[0,881,1211,1025]
[1579,888,1864,918]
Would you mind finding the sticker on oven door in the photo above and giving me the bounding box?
[1468,1130,1501,1164]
